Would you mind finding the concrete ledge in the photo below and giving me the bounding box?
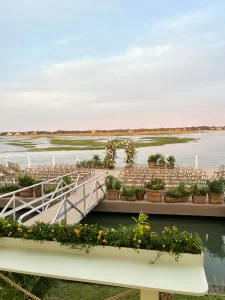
[94,199,225,217]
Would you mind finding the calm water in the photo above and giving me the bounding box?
[1,131,225,168]
[82,212,225,283]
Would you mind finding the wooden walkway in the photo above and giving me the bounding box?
[25,171,107,225]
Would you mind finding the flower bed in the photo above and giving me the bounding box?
[0,213,202,256]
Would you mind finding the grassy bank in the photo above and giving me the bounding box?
[7,141,36,148]
[26,136,197,152]
[0,276,223,300]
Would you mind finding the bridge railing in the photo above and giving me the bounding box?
[0,170,85,220]
[18,171,108,224]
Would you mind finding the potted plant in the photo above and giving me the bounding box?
[34,180,43,198]
[157,156,166,169]
[0,183,19,196]
[135,187,146,201]
[165,182,191,203]
[17,174,37,198]
[167,155,176,169]
[147,153,162,168]
[62,176,72,196]
[145,179,165,202]
[105,175,121,200]
[92,154,104,169]
[120,186,136,201]
[44,185,57,199]
[207,178,224,205]
[191,184,208,204]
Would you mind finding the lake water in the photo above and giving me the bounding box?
[82,212,225,284]
[0,131,225,168]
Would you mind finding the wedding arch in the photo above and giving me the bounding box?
[103,139,136,169]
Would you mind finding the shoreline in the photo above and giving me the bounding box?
[2,130,215,138]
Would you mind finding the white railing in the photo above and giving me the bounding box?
[17,171,107,224]
[0,170,83,220]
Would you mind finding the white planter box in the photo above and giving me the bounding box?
[0,238,208,299]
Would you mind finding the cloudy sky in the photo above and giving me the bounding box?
[1,0,225,131]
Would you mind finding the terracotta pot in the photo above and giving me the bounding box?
[107,190,119,200]
[164,196,189,203]
[192,195,206,204]
[136,192,145,201]
[148,161,156,168]
[209,193,223,205]
[146,189,163,202]
[20,188,33,198]
[120,195,136,201]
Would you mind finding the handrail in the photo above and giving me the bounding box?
[18,171,107,224]
[0,169,84,199]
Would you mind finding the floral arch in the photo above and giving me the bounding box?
[103,139,136,169]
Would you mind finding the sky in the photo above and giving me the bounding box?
[1,0,225,131]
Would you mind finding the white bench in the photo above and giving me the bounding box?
[0,238,208,300]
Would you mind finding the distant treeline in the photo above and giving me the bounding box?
[0,126,224,136]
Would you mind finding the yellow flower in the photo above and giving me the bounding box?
[18,224,21,227]
[97,235,101,240]
[28,229,32,233]
[133,237,137,241]
[103,239,107,243]
[164,226,168,230]
[52,230,54,233]
[99,231,104,235]
[173,226,177,231]
[145,225,150,230]
[74,229,81,234]
[4,220,8,224]
[17,228,22,232]
[111,228,115,232]
[138,240,141,244]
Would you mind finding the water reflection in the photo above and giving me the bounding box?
[82,212,225,282]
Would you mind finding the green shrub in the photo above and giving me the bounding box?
[17,174,37,187]
[165,182,191,198]
[92,154,103,166]
[120,187,136,197]
[45,185,56,194]
[0,183,19,194]
[148,153,162,162]
[207,178,225,195]
[135,187,146,194]
[105,175,121,191]
[63,176,72,186]
[145,179,165,190]
[167,155,176,166]
[191,184,208,196]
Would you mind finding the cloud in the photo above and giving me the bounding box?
[1,6,225,131]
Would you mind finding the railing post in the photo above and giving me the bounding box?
[96,180,99,203]
[28,156,31,168]
[5,156,8,167]
[64,198,67,224]
[41,183,44,212]
[195,154,198,169]
[83,184,86,215]
[13,194,16,220]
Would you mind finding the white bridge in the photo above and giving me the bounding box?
[0,170,107,225]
